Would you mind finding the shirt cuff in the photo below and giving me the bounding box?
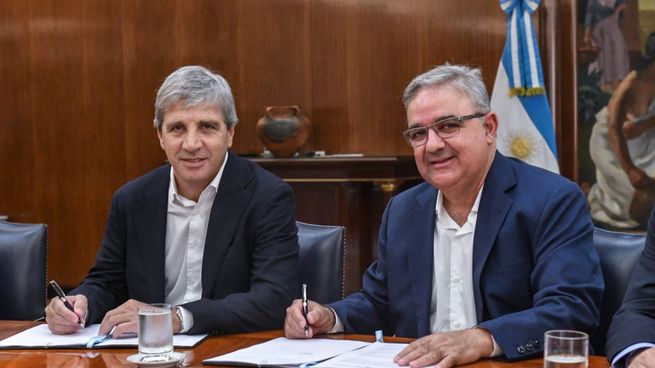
[177,306,194,334]
[612,343,655,368]
[326,306,344,334]
[473,326,503,357]
[489,334,503,357]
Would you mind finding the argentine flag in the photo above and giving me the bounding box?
[491,0,559,173]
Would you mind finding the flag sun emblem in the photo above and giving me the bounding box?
[501,129,543,164]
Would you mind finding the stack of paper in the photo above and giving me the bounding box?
[203,337,407,368]
[0,324,207,349]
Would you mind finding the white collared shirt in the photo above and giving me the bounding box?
[429,186,483,333]
[163,153,228,331]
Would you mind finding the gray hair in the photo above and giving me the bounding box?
[154,65,238,130]
[402,64,490,113]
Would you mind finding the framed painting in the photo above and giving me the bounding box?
[577,0,655,230]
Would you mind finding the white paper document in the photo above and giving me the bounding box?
[203,337,370,367]
[0,323,207,349]
[314,341,408,367]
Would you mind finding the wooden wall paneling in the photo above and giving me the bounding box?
[338,182,372,295]
[307,0,352,155]
[332,1,417,156]
[561,1,578,181]
[231,0,312,155]
[121,0,177,180]
[309,1,421,156]
[71,1,128,285]
[27,1,127,286]
[0,2,34,222]
[173,0,235,69]
[29,1,73,284]
[558,0,577,181]
[418,1,506,76]
[309,1,507,157]
[536,0,577,181]
[291,183,341,226]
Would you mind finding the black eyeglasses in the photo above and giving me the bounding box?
[402,113,487,147]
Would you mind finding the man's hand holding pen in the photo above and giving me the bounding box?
[45,293,88,335]
[284,298,336,339]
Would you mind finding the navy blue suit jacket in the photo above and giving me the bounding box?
[72,151,299,334]
[330,152,603,360]
[605,207,655,361]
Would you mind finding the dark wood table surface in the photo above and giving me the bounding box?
[0,321,610,367]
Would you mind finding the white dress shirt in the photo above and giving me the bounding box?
[429,187,481,333]
[163,153,228,332]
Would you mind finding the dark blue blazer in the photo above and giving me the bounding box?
[72,151,299,334]
[331,152,603,360]
[605,207,655,361]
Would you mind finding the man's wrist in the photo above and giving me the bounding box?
[472,326,496,357]
[325,306,344,334]
[174,306,193,334]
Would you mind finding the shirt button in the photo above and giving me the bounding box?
[517,346,526,354]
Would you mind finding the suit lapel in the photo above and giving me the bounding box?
[201,153,254,295]
[472,152,515,319]
[134,166,169,302]
[406,184,437,337]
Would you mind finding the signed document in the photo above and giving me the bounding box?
[315,342,407,367]
[203,337,370,367]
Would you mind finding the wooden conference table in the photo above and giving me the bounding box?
[0,321,609,367]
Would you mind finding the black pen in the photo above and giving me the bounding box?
[49,280,83,326]
[302,283,309,337]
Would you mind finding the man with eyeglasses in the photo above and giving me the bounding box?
[284,64,603,367]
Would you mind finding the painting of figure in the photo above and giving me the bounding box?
[580,0,655,230]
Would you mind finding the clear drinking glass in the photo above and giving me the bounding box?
[138,303,174,356]
[543,330,588,368]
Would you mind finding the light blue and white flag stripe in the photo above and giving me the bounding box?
[491,0,559,173]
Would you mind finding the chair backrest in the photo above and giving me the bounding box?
[0,221,47,320]
[591,227,646,355]
[297,221,345,304]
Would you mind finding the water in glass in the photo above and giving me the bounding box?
[138,304,173,355]
[544,354,587,368]
[544,330,588,368]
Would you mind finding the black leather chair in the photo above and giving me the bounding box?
[591,226,646,355]
[0,221,47,320]
[297,221,345,304]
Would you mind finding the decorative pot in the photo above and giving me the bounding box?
[256,106,311,158]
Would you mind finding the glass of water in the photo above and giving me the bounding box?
[138,303,174,356]
[544,330,588,368]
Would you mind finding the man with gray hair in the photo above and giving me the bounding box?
[285,64,603,367]
[46,65,299,336]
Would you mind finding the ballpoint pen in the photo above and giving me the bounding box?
[302,283,309,337]
[49,280,84,326]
